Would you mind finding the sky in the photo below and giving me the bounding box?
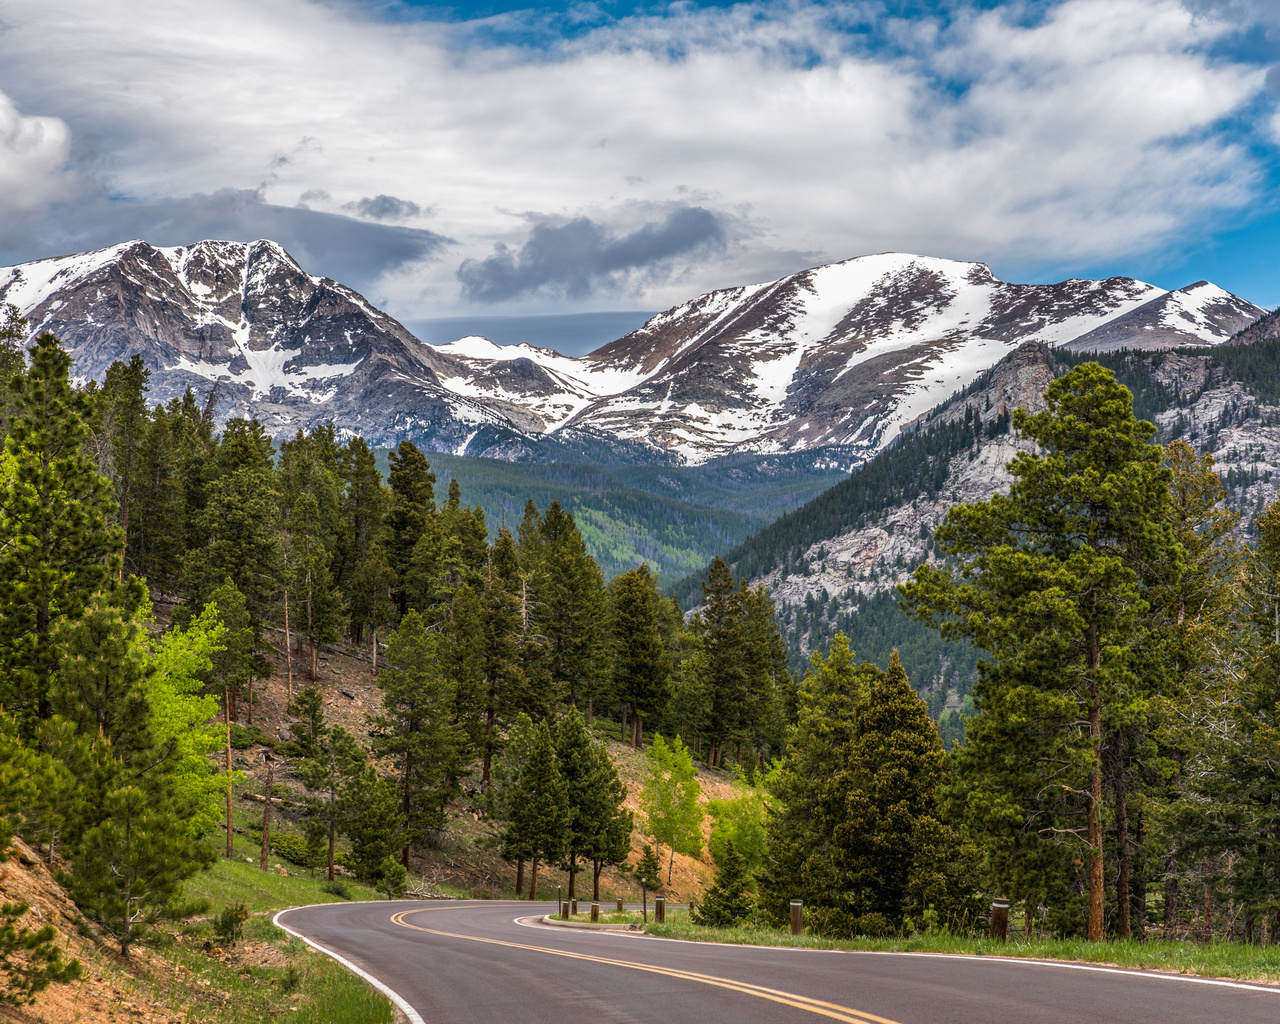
[2,0,1279,342]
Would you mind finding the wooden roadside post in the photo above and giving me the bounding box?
[616,898,623,912]
[790,900,803,935]
[990,899,1010,941]
[591,902,600,923]
[654,896,665,924]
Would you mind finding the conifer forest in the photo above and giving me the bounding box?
[4,307,1280,1011]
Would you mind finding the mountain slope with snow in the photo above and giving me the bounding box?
[0,242,1266,467]
[0,239,554,452]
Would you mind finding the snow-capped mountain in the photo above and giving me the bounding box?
[1062,280,1264,352]
[442,253,1261,464]
[0,242,1266,465]
[0,239,552,451]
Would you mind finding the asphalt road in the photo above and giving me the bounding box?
[275,900,1280,1024]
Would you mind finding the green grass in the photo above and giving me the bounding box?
[558,907,690,926]
[644,922,1280,982]
[144,915,395,1023]
[185,833,382,913]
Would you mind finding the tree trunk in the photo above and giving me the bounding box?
[593,861,602,902]
[482,707,495,791]
[621,706,628,744]
[587,695,593,727]
[247,678,254,725]
[225,698,233,859]
[371,625,378,677]
[530,858,539,900]
[327,815,336,882]
[1086,662,1104,941]
[568,854,576,899]
[260,759,273,871]
[1115,761,1130,940]
[1203,856,1213,944]
[516,857,525,896]
[668,847,675,885]
[284,589,294,701]
[1163,852,1179,940]
[306,568,316,682]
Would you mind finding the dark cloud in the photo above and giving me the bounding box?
[1,188,451,293]
[343,194,425,221]
[457,206,726,303]
[1267,64,1280,97]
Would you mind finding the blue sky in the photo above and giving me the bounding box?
[1,0,1278,324]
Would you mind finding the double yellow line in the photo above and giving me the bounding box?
[389,907,904,1024]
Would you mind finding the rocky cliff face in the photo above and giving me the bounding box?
[749,340,1280,664]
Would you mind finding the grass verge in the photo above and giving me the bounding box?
[642,922,1280,983]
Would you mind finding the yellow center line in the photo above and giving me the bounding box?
[389,907,906,1024]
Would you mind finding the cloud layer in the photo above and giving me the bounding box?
[458,206,726,301]
[0,0,1274,313]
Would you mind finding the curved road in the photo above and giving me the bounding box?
[275,901,1279,1024]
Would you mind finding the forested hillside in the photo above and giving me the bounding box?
[678,332,1280,707]
[0,308,802,1002]
[375,449,846,585]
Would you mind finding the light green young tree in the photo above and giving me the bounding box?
[639,734,703,884]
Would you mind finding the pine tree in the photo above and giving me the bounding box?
[132,406,186,588]
[634,843,660,886]
[387,441,436,611]
[536,502,607,715]
[295,725,366,881]
[821,652,968,936]
[757,634,877,924]
[336,435,389,602]
[479,529,528,789]
[205,579,271,724]
[701,557,749,767]
[285,492,344,681]
[0,303,27,436]
[503,722,567,899]
[341,767,406,883]
[186,420,281,618]
[490,713,538,894]
[0,333,122,726]
[902,362,1176,941]
[287,686,328,758]
[374,610,470,864]
[586,740,632,902]
[609,566,673,747]
[277,425,344,558]
[47,595,155,768]
[100,355,151,576]
[555,707,606,899]
[70,783,213,956]
[692,840,752,927]
[350,543,397,671]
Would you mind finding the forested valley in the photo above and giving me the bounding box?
[4,305,1280,1016]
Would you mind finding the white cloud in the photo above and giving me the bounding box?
[0,0,1271,314]
[0,91,74,220]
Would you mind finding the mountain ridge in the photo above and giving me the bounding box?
[2,240,1263,469]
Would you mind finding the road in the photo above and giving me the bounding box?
[275,900,1280,1024]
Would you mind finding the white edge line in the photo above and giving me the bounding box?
[592,930,1280,994]
[273,905,427,1024]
